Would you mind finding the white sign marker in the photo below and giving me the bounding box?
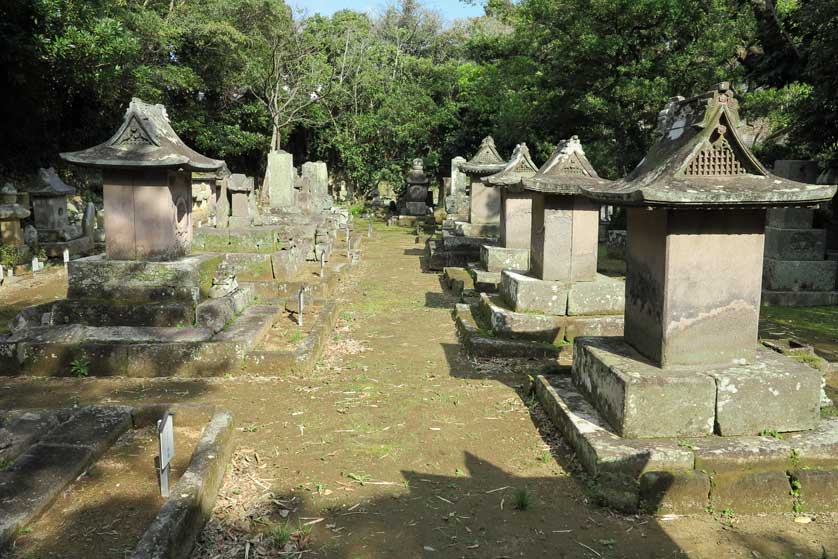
[157,412,175,497]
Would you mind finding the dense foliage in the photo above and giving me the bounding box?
[1,0,836,193]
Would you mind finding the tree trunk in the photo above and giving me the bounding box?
[270,123,281,151]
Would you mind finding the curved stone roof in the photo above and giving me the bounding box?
[26,168,75,197]
[485,143,539,188]
[61,98,224,172]
[0,204,30,220]
[523,136,613,195]
[583,83,836,208]
[459,136,507,176]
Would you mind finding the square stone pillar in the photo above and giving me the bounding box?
[103,169,192,261]
[530,194,598,282]
[625,208,765,367]
[0,220,23,246]
[499,190,533,249]
[469,178,500,225]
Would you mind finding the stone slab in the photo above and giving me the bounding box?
[766,207,815,229]
[454,221,499,238]
[764,226,827,260]
[639,471,711,515]
[196,287,253,334]
[442,230,496,250]
[41,405,132,452]
[442,267,474,295]
[466,263,501,292]
[0,410,63,464]
[567,275,625,316]
[480,245,529,273]
[454,304,564,360]
[51,300,195,328]
[763,258,838,292]
[564,315,624,342]
[572,337,717,438]
[708,347,821,436]
[478,293,561,343]
[67,254,221,303]
[213,305,278,354]
[790,469,838,513]
[710,470,793,513]
[501,270,569,315]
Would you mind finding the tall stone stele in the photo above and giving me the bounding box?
[576,83,837,439]
[459,136,507,228]
[61,98,224,260]
[480,143,539,273]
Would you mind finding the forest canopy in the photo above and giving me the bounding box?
[1,0,836,193]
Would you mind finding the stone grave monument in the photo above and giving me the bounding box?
[1,98,279,376]
[454,137,624,362]
[227,173,255,228]
[0,184,31,267]
[468,143,539,290]
[426,137,507,270]
[23,168,95,258]
[444,156,469,220]
[533,83,838,514]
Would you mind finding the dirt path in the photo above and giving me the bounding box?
[2,226,837,558]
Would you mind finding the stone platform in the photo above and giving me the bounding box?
[573,337,821,439]
[501,270,624,316]
[0,404,233,556]
[535,374,838,514]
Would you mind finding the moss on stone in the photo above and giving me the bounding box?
[198,255,223,298]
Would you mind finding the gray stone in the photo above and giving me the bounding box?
[454,221,499,238]
[501,270,569,315]
[572,337,717,438]
[405,201,428,216]
[566,275,624,315]
[639,471,711,514]
[564,315,624,341]
[763,258,838,291]
[764,226,826,260]
[710,471,793,513]
[766,207,815,229]
[790,469,838,513]
[264,150,295,208]
[709,347,821,436]
[480,245,529,273]
[479,293,561,343]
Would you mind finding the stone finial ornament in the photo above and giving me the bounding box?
[523,136,613,195]
[485,143,539,188]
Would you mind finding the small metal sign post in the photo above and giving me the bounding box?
[0,265,5,284]
[31,257,38,273]
[320,250,326,278]
[297,287,305,327]
[63,248,70,271]
[156,412,175,498]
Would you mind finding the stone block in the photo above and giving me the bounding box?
[466,264,501,292]
[442,230,495,249]
[764,227,826,260]
[42,406,132,453]
[51,300,196,328]
[708,348,821,436]
[564,315,624,342]
[639,471,711,514]
[763,258,838,291]
[196,297,236,334]
[265,150,294,208]
[454,221,499,238]
[223,253,273,282]
[710,470,792,513]
[567,275,624,316]
[67,254,221,303]
[572,337,717,438]
[790,469,838,513]
[479,293,561,343]
[762,290,838,307]
[405,201,428,216]
[480,245,529,273]
[469,179,500,224]
[501,270,568,315]
[766,207,814,229]
[693,436,794,474]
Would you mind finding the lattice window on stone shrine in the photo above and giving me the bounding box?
[684,138,746,177]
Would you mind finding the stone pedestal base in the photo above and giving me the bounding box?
[572,337,821,439]
[480,245,528,273]
[534,374,838,513]
[454,221,499,238]
[500,270,624,316]
[404,201,428,216]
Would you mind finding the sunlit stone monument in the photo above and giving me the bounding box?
[0,184,31,251]
[574,83,835,438]
[62,98,222,260]
[460,136,507,233]
[477,143,539,278]
[401,158,431,216]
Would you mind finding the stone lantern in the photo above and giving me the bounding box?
[61,98,223,261]
[576,83,836,438]
[0,184,30,248]
[480,143,539,273]
[28,168,74,239]
[402,158,430,216]
[459,137,507,229]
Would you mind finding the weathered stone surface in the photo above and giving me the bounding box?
[405,201,428,216]
[196,288,253,333]
[42,405,132,453]
[454,221,499,238]
[480,245,529,273]
[692,435,794,473]
[442,230,495,250]
[762,290,838,307]
[466,263,501,292]
[469,179,501,225]
[264,150,295,208]
[763,258,838,291]
[67,254,221,303]
[790,469,838,513]
[454,304,563,360]
[442,267,474,294]
[710,470,793,513]
[478,293,561,343]
[766,207,815,229]
[572,337,717,438]
[0,410,62,463]
[498,190,533,249]
[640,471,711,514]
[501,270,568,315]
[567,275,624,315]
[764,227,826,260]
[51,299,195,328]
[223,252,273,282]
[564,315,624,342]
[709,347,821,436]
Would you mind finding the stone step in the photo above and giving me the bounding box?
[213,305,280,354]
[466,263,501,292]
[453,303,565,360]
[763,258,838,291]
[762,290,838,307]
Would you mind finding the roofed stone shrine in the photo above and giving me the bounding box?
[575,83,836,438]
[61,98,224,261]
[459,136,507,229]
